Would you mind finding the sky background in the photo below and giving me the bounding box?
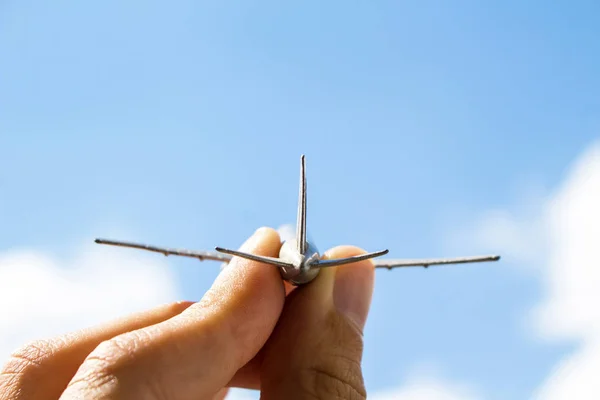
[1,1,600,399]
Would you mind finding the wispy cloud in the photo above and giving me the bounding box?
[456,141,600,398]
[369,368,481,400]
[531,142,600,399]
[227,365,482,399]
[0,242,180,359]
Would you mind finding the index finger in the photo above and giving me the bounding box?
[61,227,286,400]
[0,301,194,400]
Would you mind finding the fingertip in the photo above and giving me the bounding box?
[194,225,285,316]
[227,226,285,295]
[242,226,281,251]
[216,226,284,295]
[323,245,373,264]
[254,226,279,238]
[323,245,375,332]
[322,245,377,287]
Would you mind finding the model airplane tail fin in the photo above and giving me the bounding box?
[295,154,308,254]
[215,247,294,268]
[314,249,389,268]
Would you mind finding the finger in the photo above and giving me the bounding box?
[211,388,229,400]
[226,280,296,390]
[0,301,193,400]
[227,351,263,390]
[260,245,374,400]
[62,227,286,400]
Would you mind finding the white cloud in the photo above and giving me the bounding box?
[446,186,550,270]
[531,142,600,399]
[370,374,480,400]
[534,143,600,341]
[0,242,180,360]
[461,208,546,267]
[460,141,600,399]
[225,367,481,400]
[533,341,600,400]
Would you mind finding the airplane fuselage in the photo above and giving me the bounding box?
[278,239,321,285]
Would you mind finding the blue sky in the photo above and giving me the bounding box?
[1,1,600,398]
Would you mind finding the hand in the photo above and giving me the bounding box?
[0,227,375,400]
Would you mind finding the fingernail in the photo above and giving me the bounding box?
[333,262,374,331]
[240,227,271,251]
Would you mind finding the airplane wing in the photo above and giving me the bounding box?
[95,239,233,262]
[373,255,500,269]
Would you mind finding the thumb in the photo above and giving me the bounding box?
[259,246,374,400]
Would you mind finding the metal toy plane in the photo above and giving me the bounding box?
[95,155,500,285]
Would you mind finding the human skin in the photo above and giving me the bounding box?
[0,227,375,400]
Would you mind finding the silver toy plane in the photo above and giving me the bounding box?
[95,155,500,285]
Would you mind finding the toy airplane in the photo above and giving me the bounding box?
[95,155,500,285]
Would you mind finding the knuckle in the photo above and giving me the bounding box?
[297,315,366,400]
[0,339,57,392]
[300,355,366,400]
[65,330,167,400]
[64,338,128,397]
